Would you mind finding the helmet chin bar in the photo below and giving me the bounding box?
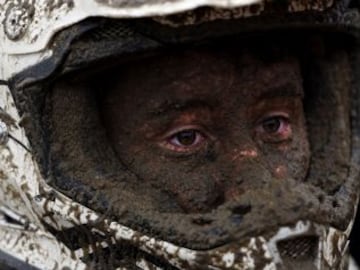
[127,221,351,270]
[0,193,351,270]
[38,177,355,269]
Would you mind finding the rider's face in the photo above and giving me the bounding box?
[102,48,310,213]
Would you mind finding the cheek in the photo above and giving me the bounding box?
[266,128,310,181]
[151,162,226,213]
[288,115,311,180]
[115,144,227,213]
[169,173,224,213]
[289,130,311,180]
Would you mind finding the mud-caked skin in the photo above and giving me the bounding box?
[100,48,310,213]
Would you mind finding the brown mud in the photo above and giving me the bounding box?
[46,42,354,249]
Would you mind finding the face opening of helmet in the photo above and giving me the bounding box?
[6,18,360,269]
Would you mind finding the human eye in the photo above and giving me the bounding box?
[159,125,208,153]
[254,112,292,143]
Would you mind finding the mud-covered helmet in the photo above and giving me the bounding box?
[1,0,360,269]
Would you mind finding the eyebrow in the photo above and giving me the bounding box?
[148,99,214,117]
[255,82,304,101]
[146,82,302,118]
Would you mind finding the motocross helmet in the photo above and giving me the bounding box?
[0,0,360,269]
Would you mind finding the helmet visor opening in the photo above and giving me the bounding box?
[41,32,359,249]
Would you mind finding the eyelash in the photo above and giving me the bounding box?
[159,126,208,153]
[255,113,292,143]
[158,113,292,153]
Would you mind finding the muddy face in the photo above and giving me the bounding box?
[101,48,310,213]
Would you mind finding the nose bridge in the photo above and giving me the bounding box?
[230,131,285,177]
[231,147,259,162]
[224,143,267,200]
[228,134,260,167]
[228,137,291,181]
[230,145,264,181]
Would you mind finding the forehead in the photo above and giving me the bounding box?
[104,47,304,107]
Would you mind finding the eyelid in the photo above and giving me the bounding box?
[157,124,215,154]
[253,111,293,144]
[255,111,290,126]
[161,124,211,140]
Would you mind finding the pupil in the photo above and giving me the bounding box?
[263,118,281,133]
[177,130,196,145]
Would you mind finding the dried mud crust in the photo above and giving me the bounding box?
[45,44,354,249]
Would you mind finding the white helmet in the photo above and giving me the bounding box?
[0,0,360,269]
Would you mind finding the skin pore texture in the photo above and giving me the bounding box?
[100,48,310,213]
